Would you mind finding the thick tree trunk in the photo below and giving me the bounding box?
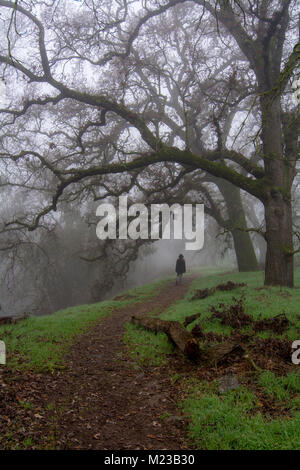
[198,0,295,286]
[260,95,295,287]
[219,182,259,272]
[264,194,294,286]
[232,229,259,272]
[191,143,259,272]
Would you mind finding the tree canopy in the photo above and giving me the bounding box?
[0,0,299,287]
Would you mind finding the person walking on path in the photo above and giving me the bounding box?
[175,254,186,285]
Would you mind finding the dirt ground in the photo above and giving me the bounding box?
[0,276,197,450]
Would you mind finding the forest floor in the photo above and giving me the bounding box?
[1,268,300,450]
[0,274,198,450]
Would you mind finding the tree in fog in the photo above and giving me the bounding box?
[0,0,299,286]
[121,7,261,271]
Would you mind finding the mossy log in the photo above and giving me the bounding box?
[131,315,200,361]
[131,315,245,364]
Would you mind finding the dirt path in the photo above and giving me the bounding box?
[37,275,197,450]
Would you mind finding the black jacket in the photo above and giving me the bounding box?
[175,258,186,275]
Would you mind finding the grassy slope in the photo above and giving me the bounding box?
[124,268,300,366]
[125,267,300,450]
[1,268,300,449]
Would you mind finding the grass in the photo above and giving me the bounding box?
[124,320,174,367]
[180,269,300,449]
[257,370,300,404]
[123,266,300,450]
[125,268,300,365]
[0,277,168,372]
[160,269,300,341]
[181,380,300,450]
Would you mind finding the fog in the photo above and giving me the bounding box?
[0,211,237,316]
[0,0,299,316]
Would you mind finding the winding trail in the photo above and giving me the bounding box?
[41,275,197,450]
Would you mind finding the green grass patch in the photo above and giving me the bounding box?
[0,301,115,372]
[123,321,174,367]
[161,268,300,340]
[115,277,170,302]
[123,267,300,368]
[181,381,300,450]
[173,268,300,450]
[258,370,300,404]
[122,267,300,449]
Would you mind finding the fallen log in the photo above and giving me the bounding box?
[131,315,246,365]
[131,315,200,361]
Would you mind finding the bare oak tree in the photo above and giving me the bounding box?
[0,0,299,286]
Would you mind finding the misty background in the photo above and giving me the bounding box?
[0,0,299,316]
